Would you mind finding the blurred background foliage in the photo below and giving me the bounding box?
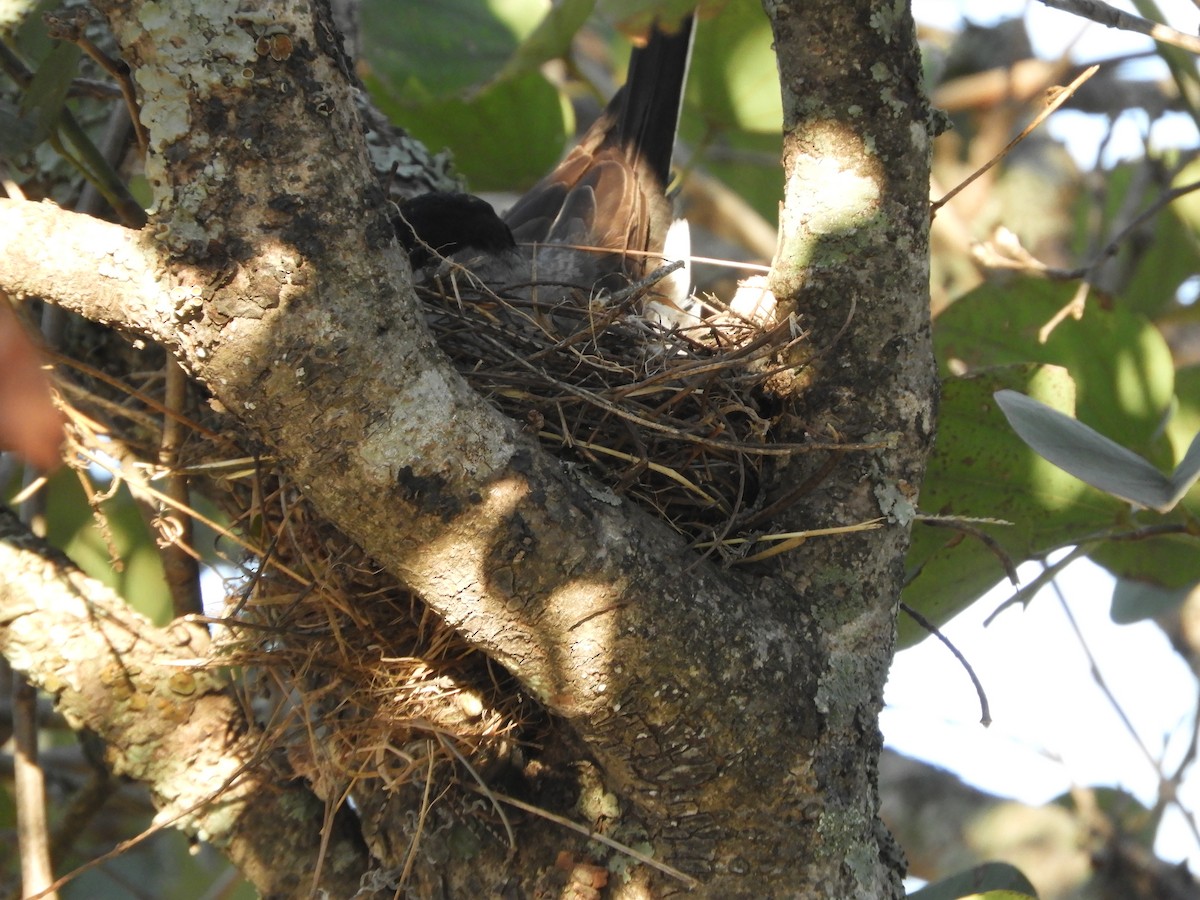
[907,8,1200,648]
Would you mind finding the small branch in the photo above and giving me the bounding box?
[14,465,56,898]
[13,675,57,899]
[1037,0,1200,55]
[1039,281,1090,343]
[1051,580,1179,805]
[43,7,149,155]
[932,65,1100,217]
[899,602,992,726]
[157,359,202,617]
[0,201,165,341]
[984,178,1200,302]
[915,515,1020,587]
[1159,692,1200,848]
[984,545,1091,625]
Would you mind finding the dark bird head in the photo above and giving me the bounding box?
[394,192,517,269]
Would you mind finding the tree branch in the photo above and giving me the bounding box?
[0,506,370,897]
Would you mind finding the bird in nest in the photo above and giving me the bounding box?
[393,13,703,334]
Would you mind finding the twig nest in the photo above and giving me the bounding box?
[416,259,799,545]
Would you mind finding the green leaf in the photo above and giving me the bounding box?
[906,862,1038,899]
[18,39,81,144]
[676,2,782,221]
[369,67,569,191]
[905,309,1200,647]
[31,468,173,625]
[494,0,596,85]
[1090,528,1200,589]
[361,0,573,190]
[1111,577,1194,624]
[687,1,780,135]
[994,390,1200,513]
[1165,364,1200,507]
[0,98,42,155]
[935,277,1176,462]
[361,0,547,98]
[1084,365,1200,588]
[1123,214,1200,321]
[899,365,1126,648]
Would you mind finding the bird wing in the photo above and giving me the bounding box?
[503,15,695,293]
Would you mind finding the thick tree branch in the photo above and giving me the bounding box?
[0,506,370,898]
[0,201,170,339]
[755,0,937,894]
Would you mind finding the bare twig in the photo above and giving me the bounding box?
[932,65,1100,217]
[1039,280,1091,343]
[43,7,149,154]
[898,602,992,726]
[13,676,57,899]
[158,359,203,617]
[916,515,1021,587]
[1037,0,1200,55]
[984,545,1091,626]
[1048,577,1200,849]
[467,785,702,889]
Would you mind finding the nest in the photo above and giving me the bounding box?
[46,334,533,862]
[39,251,805,883]
[417,260,797,546]
[218,481,530,801]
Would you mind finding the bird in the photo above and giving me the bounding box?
[396,13,698,328]
[393,191,517,270]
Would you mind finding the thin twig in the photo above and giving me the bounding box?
[1039,280,1090,343]
[1037,0,1200,55]
[13,676,57,898]
[1159,690,1200,848]
[395,748,438,892]
[932,65,1100,216]
[698,519,886,561]
[465,785,702,889]
[158,359,203,616]
[984,545,1091,626]
[898,601,992,726]
[436,732,515,850]
[1049,577,1192,834]
[44,8,150,154]
[917,515,1021,587]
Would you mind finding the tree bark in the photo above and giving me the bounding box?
[0,1,934,895]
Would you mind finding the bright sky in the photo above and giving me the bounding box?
[890,0,1200,884]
